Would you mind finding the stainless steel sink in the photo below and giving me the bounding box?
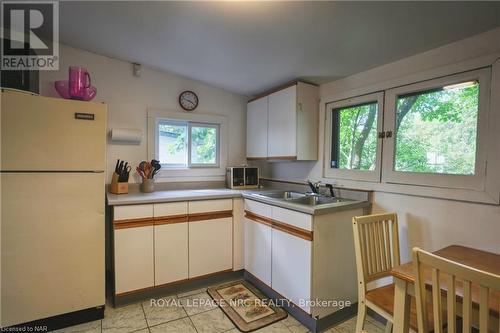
[289,196,349,206]
[255,191,307,200]
[252,191,352,206]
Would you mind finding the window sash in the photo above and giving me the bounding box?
[156,120,220,169]
[157,120,188,168]
[324,92,384,182]
[381,68,490,190]
[188,122,220,168]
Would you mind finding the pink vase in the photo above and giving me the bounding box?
[68,66,91,99]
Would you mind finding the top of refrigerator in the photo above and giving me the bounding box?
[1,89,107,172]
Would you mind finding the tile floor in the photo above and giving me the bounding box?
[54,281,385,333]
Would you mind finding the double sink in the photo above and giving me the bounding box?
[252,191,350,206]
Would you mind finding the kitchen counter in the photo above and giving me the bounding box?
[107,188,370,216]
[107,188,243,206]
[241,192,370,215]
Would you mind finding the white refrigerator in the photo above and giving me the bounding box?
[0,89,106,328]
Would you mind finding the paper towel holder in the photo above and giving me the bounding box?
[109,128,142,144]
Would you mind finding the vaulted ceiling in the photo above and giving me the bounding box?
[59,1,500,96]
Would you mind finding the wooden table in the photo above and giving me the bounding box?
[390,245,500,332]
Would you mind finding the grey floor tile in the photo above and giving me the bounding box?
[102,303,148,333]
[142,295,188,327]
[53,320,102,333]
[179,291,218,316]
[149,317,197,333]
[325,316,384,333]
[190,308,235,333]
[177,287,207,298]
[280,315,310,333]
[253,321,293,333]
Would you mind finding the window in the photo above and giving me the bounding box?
[394,82,479,175]
[382,68,489,190]
[332,102,379,171]
[325,92,384,182]
[157,120,219,168]
[324,68,491,192]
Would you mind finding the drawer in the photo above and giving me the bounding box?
[272,206,312,231]
[154,202,188,218]
[244,199,272,219]
[114,204,153,221]
[188,199,233,214]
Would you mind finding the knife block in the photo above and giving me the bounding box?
[110,172,128,194]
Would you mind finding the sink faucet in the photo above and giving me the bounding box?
[307,180,336,197]
[307,180,320,194]
[325,183,335,198]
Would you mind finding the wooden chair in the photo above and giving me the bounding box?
[352,213,401,333]
[413,247,500,333]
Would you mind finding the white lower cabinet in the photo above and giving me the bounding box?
[154,222,189,285]
[189,217,233,277]
[244,217,272,286]
[271,228,312,313]
[114,226,154,294]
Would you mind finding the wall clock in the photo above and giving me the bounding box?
[179,90,199,111]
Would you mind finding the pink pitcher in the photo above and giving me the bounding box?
[68,66,91,99]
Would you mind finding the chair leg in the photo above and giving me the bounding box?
[356,301,367,332]
[384,321,393,333]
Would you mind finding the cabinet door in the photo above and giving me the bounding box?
[272,228,311,313]
[268,85,297,158]
[189,218,233,277]
[114,226,154,294]
[247,96,268,158]
[154,222,188,285]
[244,218,272,286]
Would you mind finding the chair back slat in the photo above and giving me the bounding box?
[446,274,456,333]
[413,248,500,333]
[352,213,400,287]
[377,222,386,271]
[384,221,392,269]
[432,268,443,333]
[479,286,489,333]
[463,280,472,333]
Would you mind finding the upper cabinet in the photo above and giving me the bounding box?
[268,86,297,158]
[246,82,319,161]
[246,96,268,159]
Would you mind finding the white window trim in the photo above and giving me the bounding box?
[147,109,228,182]
[324,92,384,182]
[322,59,500,204]
[382,68,490,191]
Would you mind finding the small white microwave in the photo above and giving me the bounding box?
[226,167,259,189]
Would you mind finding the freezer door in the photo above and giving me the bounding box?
[1,172,105,326]
[1,90,106,171]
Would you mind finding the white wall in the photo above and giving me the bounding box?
[266,28,500,260]
[39,44,247,183]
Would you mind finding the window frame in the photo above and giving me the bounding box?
[324,92,384,182]
[381,68,491,191]
[148,109,228,182]
[155,119,220,169]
